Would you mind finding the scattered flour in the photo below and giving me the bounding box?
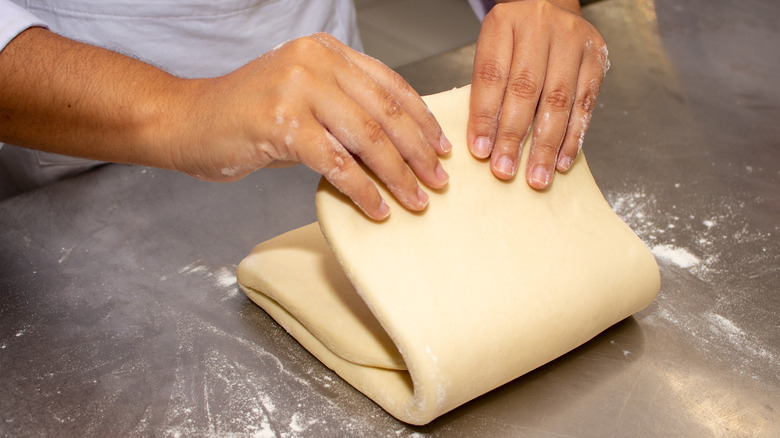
[58,246,74,264]
[611,186,779,380]
[215,267,238,289]
[179,261,239,299]
[649,305,779,378]
[606,188,776,281]
[651,244,700,268]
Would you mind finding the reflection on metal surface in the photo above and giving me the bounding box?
[585,0,684,107]
[660,368,774,436]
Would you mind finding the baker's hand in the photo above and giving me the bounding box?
[176,33,451,220]
[468,0,609,189]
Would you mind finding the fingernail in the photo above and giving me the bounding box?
[558,156,574,172]
[417,187,429,208]
[435,162,449,184]
[440,134,452,154]
[377,198,390,218]
[495,155,515,177]
[472,136,492,159]
[529,166,551,188]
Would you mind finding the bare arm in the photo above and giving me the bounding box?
[0,27,182,169]
[0,28,450,219]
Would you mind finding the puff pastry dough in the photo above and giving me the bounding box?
[237,86,660,425]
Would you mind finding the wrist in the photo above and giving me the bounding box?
[147,76,223,177]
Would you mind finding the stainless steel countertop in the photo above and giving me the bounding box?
[1,0,778,436]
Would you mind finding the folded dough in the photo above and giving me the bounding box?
[237,86,660,425]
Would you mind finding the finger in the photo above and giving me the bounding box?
[309,83,430,212]
[525,40,583,190]
[274,114,390,220]
[312,33,449,189]
[345,48,453,156]
[557,41,608,172]
[489,29,548,180]
[334,63,449,190]
[468,11,514,159]
[300,124,391,221]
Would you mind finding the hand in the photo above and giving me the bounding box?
[467,0,609,189]
[175,33,451,220]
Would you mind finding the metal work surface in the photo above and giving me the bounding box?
[1,0,778,436]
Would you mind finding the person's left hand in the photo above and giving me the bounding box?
[467,0,610,189]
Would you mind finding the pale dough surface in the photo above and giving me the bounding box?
[237,85,660,425]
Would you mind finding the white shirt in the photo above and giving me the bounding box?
[0,0,362,198]
[1,0,362,77]
[0,1,47,52]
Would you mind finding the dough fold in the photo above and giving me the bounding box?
[237,86,660,425]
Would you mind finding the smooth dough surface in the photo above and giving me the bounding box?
[237,85,660,425]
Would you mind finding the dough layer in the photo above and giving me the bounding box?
[238,85,660,425]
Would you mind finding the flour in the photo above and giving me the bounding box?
[610,186,779,380]
[155,266,395,436]
[214,267,238,289]
[609,185,778,285]
[651,244,700,268]
[604,188,777,281]
[58,246,74,264]
[706,313,775,363]
[648,304,779,378]
[179,261,239,299]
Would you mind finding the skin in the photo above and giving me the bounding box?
[469,0,609,189]
[0,0,608,219]
[0,29,450,220]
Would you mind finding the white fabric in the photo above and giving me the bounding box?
[10,0,362,78]
[0,1,47,54]
[467,0,493,21]
[0,0,362,199]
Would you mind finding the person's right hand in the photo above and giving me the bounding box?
[174,33,451,220]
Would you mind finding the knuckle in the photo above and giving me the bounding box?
[578,78,602,112]
[286,33,342,62]
[281,63,314,84]
[471,110,498,136]
[287,35,321,55]
[389,70,408,93]
[472,109,497,128]
[506,71,539,100]
[363,119,386,145]
[534,139,560,156]
[323,145,354,180]
[576,93,596,113]
[380,89,402,120]
[475,60,506,86]
[544,88,573,110]
[495,129,528,149]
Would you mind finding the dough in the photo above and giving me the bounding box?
[237,86,660,425]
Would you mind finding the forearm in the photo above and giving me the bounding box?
[0,27,189,170]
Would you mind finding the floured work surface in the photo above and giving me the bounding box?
[237,86,660,425]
